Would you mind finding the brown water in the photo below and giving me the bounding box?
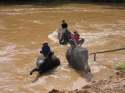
[0,4,125,93]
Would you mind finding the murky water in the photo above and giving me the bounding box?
[0,4,125,93]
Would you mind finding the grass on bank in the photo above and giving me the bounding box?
[116,63,125,71]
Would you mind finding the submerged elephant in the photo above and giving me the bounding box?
[65,39,91,73]
[30,54,60,76]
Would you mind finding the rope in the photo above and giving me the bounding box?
[89,47,125,61]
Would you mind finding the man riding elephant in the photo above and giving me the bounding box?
[40,42,53,58]
[61,20,68,29]
[58,20,84,46]
[30,42,60,82]
[58,20,71,44]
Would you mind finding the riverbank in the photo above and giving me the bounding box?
[49,70,125,93]
[0,0,125,6]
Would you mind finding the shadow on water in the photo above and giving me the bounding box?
[68,65,93,82]
[76,70,93,82]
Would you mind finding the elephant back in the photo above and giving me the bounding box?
[36,55,60,73]
[66,46,88,70]
[51,55,60,66]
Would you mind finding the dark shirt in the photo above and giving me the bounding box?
[61,22,68,28]
[42,46,51,56]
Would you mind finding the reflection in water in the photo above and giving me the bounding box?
[0,4,125,93]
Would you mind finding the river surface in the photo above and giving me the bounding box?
[0,4,125,93]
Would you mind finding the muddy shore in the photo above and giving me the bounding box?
[49,70,125,93]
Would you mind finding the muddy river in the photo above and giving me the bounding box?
[0,4,125,93]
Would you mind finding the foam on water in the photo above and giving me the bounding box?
[1,6,122,16]
[0,43,17,63]
[48,30,58,43]
[0,40,40,64]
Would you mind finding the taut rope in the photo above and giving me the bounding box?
[89,47,125,61]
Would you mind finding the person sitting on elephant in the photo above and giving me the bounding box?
[63,29,71,41]
[73,31,84,46]
[40,42,53,58]
[59,20,71,44]
[61,20,68,29]
[69,33,77,46]
[74,31,80,42]
[61,20,70,34]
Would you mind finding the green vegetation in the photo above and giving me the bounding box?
[92,0,125,3]
[0,0,125,4]
[116,63,125,71]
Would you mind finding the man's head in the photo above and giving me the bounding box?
[61,20,68,28]
[43,42,48,46]
[62,20,65,23]
[74,30,78,34]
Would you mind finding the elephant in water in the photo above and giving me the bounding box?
[66,41,91,73]
[58,28,71,45]
[58,29,90,73]
[30,54,60,82]
[58,28,84,45]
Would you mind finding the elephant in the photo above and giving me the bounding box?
[66,40,91,73]
[30,54,60,82]
[58,29,90,73]
[58,28,84,45]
